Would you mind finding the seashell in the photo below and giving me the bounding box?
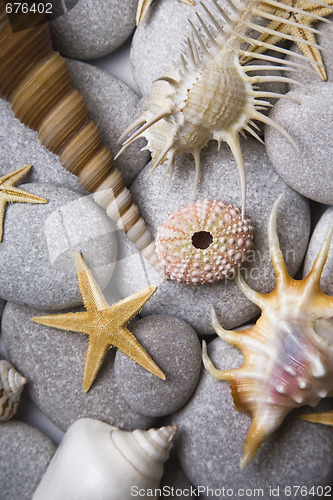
[300,410,333,426]
[33,418,178,500]
[0,1,164,277]
[0,359,27,421]
[202,195,333,469]
[118,0,329,216]
[156,199,254,284]
[136,0,195,25]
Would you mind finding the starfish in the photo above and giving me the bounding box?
[0,164,48,242]
[300,411,333,425]
[32,251,165,392]
[242,0,333,80]
[136,0,195,25]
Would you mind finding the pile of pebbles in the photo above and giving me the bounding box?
[0,0,332,498]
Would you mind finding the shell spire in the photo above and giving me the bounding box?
[0,1,164,277]
[33,418,178,499]
[117,0,314,215]
[0,359,27,421]
[203,197,333,468]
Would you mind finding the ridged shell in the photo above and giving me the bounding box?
[203,196,333,468]
[0,1,164,277]
[33,418,178,500]
[0,359,27,421]
[156,199,254,284]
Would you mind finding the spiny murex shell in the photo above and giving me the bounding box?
[156,199,254,284]
[33,418,178,500]
[203,195,333,468]
[0,359,27,421]
[117,0,325,215]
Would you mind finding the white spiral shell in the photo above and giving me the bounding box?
[0,359,27,421]
[33,418,178,500]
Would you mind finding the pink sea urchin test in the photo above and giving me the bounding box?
[155,199,254,285]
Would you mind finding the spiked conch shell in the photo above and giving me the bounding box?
[117,0,326,215]
[33,418,178,500]
[0,1,164,276]
[0,359,27,421]
[202,196,333,468]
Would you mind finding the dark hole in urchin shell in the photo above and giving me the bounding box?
[191,231,213,249]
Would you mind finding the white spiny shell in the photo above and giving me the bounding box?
[0,359,27,421]
[203,196,333,468]
[33,418,178,500]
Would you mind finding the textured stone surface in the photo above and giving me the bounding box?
[114,315,201,416]
[66,60,149,186]
[265,83,333,205]
[50,0,136,59]
[113,138,310,334]
[285,20,333,89]
[0,420,56,500]
[173,336,333,499]
[160,452,200,499]
[2,302,155,432]
[0,182,117,310]
[303,206,333,295]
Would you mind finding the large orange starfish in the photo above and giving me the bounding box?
[0,165,47,241]
[33,252,165,392]
[136,0,194,25]
[243,0,333,80]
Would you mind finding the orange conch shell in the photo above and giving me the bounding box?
[0,1,164,277]
[203,196,333,468]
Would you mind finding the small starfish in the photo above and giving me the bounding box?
[136,0,195,25]
[0,164,48,242]
[300,411,333,425]
[243,0,333,80]
[32,252,165,392]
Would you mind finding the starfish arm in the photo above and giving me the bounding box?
[111,285,157,325]
[73,251,109,313]
[0,164,32,185]
[290,24,326,79]
[136,0,153,24]
[82,339,110,392]
[0,199,7,242]
[32,311,91,334]
[113,326,165,380]
[2,185,48,205]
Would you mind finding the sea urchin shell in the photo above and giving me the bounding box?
[155,199,254,285]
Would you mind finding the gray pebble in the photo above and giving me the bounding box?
[0,420,56,500]
[66,60,149,186]
[50,0,136,60]
[285,20,333,89]
[0,182,117,310]
[160,451,200,499]
[114,315,201,416]
[113,138,310,334]
[303,206,333,295]
[2,302,155,432]
[172,336,333,499]
[265,83,333,205]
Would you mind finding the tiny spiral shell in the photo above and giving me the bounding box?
[0,359,27,421]
[156,199,254,284]
[0,2,164,276]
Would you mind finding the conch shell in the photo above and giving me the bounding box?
[0,1,164,277]
[33,418,178,500]
[203,196,333,468]
[0,359,27,421]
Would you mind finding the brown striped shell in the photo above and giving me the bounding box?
[0,359,27,421]
[0,1,164,277]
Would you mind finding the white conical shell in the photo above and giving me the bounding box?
[0,359,27,421]
[33,418,178,500]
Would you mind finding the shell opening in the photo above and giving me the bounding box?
[191,231,213,249]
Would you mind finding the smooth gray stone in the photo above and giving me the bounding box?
[0,421,56,500]
[172,337,333,499]
[160,451,200,499]
[0,100,85,193]
[0,182,117,310]
[303,206,333,295]
[114,315,201,416]
[66,60,149,186]
[2,302,155,432]
[113,138,310,334]
[265,83,333,205]
[285,20,333,89]
[50,0,136,60]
